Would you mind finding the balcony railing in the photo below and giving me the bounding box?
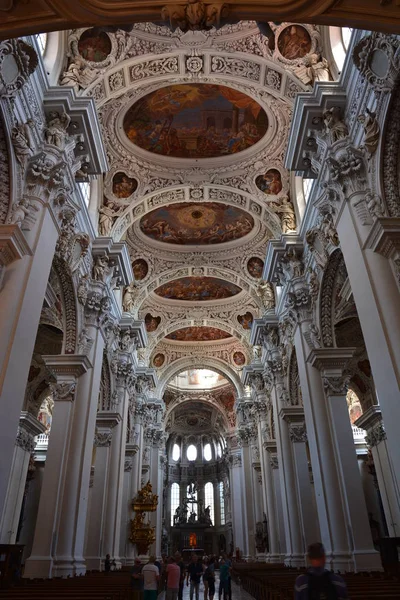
[352,425,366,441]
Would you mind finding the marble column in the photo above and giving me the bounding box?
[261,440,280,563]
[0,412,45,543]
[119,445,138,565]
[240,443,256,560]
[356,407,400,538]
[85,414,120,571]
[267,450,286,560]
[304,345,381,571]
[0,214,58,526]
[229,452,247,558]
[283,412,319,548]
[271,383,304,566]
[337,207,400,499]
[24,355,92,578]
[102,356,133,568]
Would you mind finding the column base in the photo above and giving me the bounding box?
[85,557,102,571]
[255,553,267,562]
[24,557,53,579]
[284,553,305,568]
[353,549,383,572]
[325,551,353,573]
[53,556,86,578]
[125,557,136,567]
[267,553,283,564]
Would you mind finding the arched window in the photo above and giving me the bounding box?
[78,181,91,207]
[303,178,314,203]
[172,443,180,462]
[204,482,215,525]
[216,442,222,458]
[171,483,180,526]
[187,444,197,461]
[35,33,47,56]
[341,27,353,51]
[204,443,212,462]
[219,482,225,525]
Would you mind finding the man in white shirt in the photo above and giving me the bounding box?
[142,556,160,600]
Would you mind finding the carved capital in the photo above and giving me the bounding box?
[365,423,386,448]
[15,427,35,453]
[124,458,133,472]
[288,422,307,443]
[49,381,76,402]
[269,455,279,470]
[322,374,350,395]
[94,431,113,447]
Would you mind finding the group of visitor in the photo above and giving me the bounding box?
[130,552,232,600]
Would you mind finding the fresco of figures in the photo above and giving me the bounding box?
[112,172,138,198]
[247,257,264,278]
[165,327,231,342]
[153,353,165,368]
[140,202,254,245]
[123,83,268,159]
[237,312,254,330]
[78,29,111,62]
[256,169,283,195]
[155,277,241,301]
[145,313,161,332]
[277,25,312,60]
[233,351,246,366]
[132,259,148,281]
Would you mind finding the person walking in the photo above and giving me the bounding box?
[143,556,160,600]
[294,543,348,600]
[166,556,181,600]
[204,556,216,600]
[175,551,186,600]
[186,554,203,600]
[131,557,144,600]
[218,559,230,600]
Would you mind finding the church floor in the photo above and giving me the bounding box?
[180,576,253,600]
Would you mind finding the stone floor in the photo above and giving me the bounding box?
[180,576,254,600]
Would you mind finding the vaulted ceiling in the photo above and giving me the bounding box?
[59,20,335,401]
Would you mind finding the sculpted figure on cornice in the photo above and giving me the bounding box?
[323,106,349,144]
[267,196,296,233]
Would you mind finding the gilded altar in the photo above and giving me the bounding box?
[129,482,158,554]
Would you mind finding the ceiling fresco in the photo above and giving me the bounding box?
[123,83,268,159]
[78,29,111,62]
[237,312,254,330]
[112,172,138,198]
[165,327,231,342]
[145,313,161,332]
[140,202,254,245]
[154,277,241,302]
[255,169,283,195]
[247,257,264,278]
[277,25,312,60]
[132,259,148,281]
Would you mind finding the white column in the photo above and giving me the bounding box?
[357,407,400,537]
[240,444,256,559]
[259,429,280,563]
[24,355,91,579]
[119,446,138,565]
[271,384,304,566]
[85,416,118,571]
[305,345,381,571]
[229,452,247,557]
[0,213,58,525]
[286,419,319,548]
[149,442,164,559]
[102,356,132,567]
[337,208,400,497]
[0,412,45,543]
[268,451,286,560]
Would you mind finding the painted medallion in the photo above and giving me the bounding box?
[140,202,254,245]
[165,327,231,342]
[112,172,138,198]
[247,257,264,279]
[155,277,241,302]
[123,83,268,159]
[237,312,254,330]
[277,25,312,60]
[132,259,148,281]
[256,169,283,195]
[78,29,111,62]
[153,353,165,368]
[145,313,161,332]
[233,351,246,366]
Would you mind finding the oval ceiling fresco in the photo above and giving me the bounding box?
[140,202,254,245]
[123,83,268,159]
[155,277,241,302]
[165,327,231,342]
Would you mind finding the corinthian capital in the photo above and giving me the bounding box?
[111,357,135,388]
[288,423,307,444]
[322,374,350,395]
[49,381,76,402]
